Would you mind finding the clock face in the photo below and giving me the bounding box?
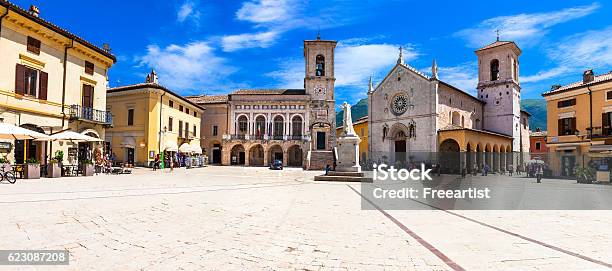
[391,93,409,116]
[314,86,326,96]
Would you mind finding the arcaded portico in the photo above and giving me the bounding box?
[225,141,304,167]
[438,127,513,173]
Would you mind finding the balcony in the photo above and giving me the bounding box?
[68,105,112,125]
[587,127,612,140]
[272,135,284,140]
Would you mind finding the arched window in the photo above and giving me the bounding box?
[273,115,284,139]
[315,55,325,76]
[490,59,499,81]
[238,116,248,135]
[291,115,302,137]
[255,116,266,139]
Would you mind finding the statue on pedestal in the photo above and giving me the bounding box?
[340,102,356,136]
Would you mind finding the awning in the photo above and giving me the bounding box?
[121,137,136,148]
[191,144,203,154]
[36,130,103,142]
[164,141,178,152]
[179,143,192,153]
[0,123,50,140]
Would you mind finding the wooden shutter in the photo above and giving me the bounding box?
[15,64,25,95]
[38,71,48,100]
[558,119,563,135]
[571,118,577,134]
[82,85,93,108]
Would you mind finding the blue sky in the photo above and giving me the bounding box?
[13,0,612,105]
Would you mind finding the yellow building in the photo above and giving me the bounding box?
[105,71,204,167]
[336,116,368,164]
[0,2,116,165]
[542,70,612,177]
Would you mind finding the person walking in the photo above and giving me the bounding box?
[483,164,490,176]
[153,154,160,171]
[508,164,513,176]
[536,165,543,183]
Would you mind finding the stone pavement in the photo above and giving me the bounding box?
[0,166,610,270]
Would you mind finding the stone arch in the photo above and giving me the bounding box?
[287,145,303,167]
[80,128,100,138]
[440,139,461,174]
[291,115,303,137]
[389,123,409,139]
[273,115,284,139]
[230,144,245,165]
[268,144,283,165]
[249,144,264,166]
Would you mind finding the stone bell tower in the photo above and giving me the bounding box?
[304,34,337,152]
[475,38,522,151]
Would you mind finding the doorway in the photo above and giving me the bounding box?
[394,140,406,163]
[126,148,135,165]
[212,144,221,164]
[316,132,326,150]
[561,155,576,177]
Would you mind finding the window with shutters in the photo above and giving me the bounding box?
[193,111,197,117]
[535,142,541,150]
[168,117,173,132]
[85,61,94,75]
[193,125,197,137]
[607,91,612,100]
[186,108,190,114]
[127,108,134,126]
[169,100,174,108]
[559,117,576,136]
[82,84,94,108]
[179,105,183,112]
[185,122,189,137]
[178,120,183,137]
[15,64,48,100]
[27,37,41,55]
[212,125,218,136]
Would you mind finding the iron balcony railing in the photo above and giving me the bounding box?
[289,135,304,140]
[231,134,246,140]
[69,105,112,125]
[587,127,612,139]
[272,135,284,140]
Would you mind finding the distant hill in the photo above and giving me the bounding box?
[336,98,548,131]
[521,99,547,131]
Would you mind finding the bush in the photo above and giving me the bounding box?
[81,159,93,165]
[26,158,40,164]
[575,166,595,184]
[54,150,64,162]
[0,157,9,164]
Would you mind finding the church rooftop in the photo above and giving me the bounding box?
[475,40,520,53]
[185,94,228,104]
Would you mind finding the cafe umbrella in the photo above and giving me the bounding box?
[0,123,50,140]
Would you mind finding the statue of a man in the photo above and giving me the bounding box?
[340,102,356,136]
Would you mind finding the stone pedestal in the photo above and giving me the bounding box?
[335,134,361,173]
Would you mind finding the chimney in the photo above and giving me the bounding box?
[550,84,561,90]
[583,69,594,84]
[28,5,39,17]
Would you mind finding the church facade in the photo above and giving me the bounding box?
[188,36,337,169]
[368,40,530,173]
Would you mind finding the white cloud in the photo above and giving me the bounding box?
[138,42,235,91]
[335,43,413,87]
[454,3,599,47]
[221,30,280,52]
[521,26,612,86]
[436,63,478,95]
[177,1,200,23]
[268,39,415,90]
[236,0,295,24]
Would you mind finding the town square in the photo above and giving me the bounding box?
[0,0,611,270]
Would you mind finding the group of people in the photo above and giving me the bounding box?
[152,152,204,171]
[461,162,545,183]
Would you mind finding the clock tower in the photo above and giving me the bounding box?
[304,35,337,152]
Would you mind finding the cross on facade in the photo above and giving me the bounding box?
[496,29,500,41]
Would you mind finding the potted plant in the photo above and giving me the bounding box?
[81,159,94,176]
[0,157,10,173]
[47,150,63,178]
[575,166,594,184]
[25,158,40,179]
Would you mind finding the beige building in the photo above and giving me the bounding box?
[542,70,612,177]
[106,71,204,166]
[0,2,115,164]
[188,36,337,169]
[185,95,228,164]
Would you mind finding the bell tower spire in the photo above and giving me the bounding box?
[367,76,374,94]
[397,46,404,65]
[431,59,438,79]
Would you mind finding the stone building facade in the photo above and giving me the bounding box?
[185,95,228,164]
[368,40,530,173]
[189,36,337,169]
